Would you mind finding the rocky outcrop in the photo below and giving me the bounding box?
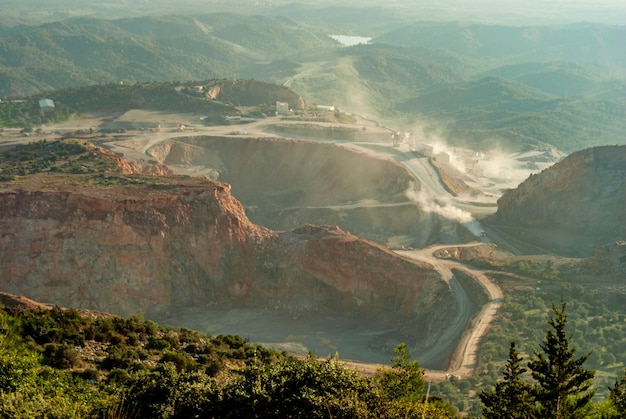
[0,172,453,338]
[0,178,262,316]
[487,145,626,257]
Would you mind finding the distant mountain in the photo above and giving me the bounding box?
[396,77,626,152]
[349,44,468,91]
[479,62,626,99]
[283,22,626,153]
[1,15,624,154]
[486,145,626,257]
[0,14,336,97]
[374,22,626,76]
[285,44,470,118]
[197,13,336,58]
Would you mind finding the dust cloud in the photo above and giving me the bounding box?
[405,184,484,237]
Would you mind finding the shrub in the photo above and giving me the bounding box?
[147,337,170,351]
[101,347,142,371]
[42,343,79,369]
[158,351,196,372]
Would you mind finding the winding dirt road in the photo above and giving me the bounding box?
[334,243,503,381]
[397,244,503,380]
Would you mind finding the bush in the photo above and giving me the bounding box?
[42,343,79,369]
[221,334,244,349]
[101,347,142,371]
[147,337,171,351]
[73,368,99,382]
[198,353,224,376]
[158,351,196,372]
[107,368,131,384]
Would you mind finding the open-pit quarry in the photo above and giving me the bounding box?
[103,111,544,372]
[0,110,558,375]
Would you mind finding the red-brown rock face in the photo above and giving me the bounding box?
[0,175,452,333]
[488,145,626,256]
[0,178,264,317]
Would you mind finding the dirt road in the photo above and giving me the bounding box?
[397,244,503,380]
[338,244,503,381]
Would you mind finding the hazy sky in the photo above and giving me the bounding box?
[1,0,625,25]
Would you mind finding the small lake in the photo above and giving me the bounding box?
[329,35,372,46]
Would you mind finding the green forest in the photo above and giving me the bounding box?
[423,251,626,416]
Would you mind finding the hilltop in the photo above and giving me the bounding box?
[485,145,626,257]
[0,79,305,131]
[0,14,336,97]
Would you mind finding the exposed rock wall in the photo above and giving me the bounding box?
[0,177,453,334]
[0,180,264,317]
[488,145,626,256]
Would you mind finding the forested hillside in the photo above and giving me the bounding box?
[0,14,336,97]
[0,293,624,417]
[1,15,624,153]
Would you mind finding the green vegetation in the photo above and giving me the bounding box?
[0,139,117,180]
[0,99,70,129]
[481,302,596,418]
[374,22,626,77]
[428,282,625,416]
[0,79,304,129]
[479,342,534,418]
[528,302,595,418]
[0,14,336,98]
[0,139,187,189]
[1,294,622,417]
[0,304,456,418]
[607,371,626,418]
[395,76,626,152]
[1,15,623,153]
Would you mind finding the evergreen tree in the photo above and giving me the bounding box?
[479,341,535,419]
[376,343,425,402]
[607,369,626,418]
[528,301,595,419]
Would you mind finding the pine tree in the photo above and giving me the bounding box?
[479,341,535,419]
[608,369,626,417]
[528,301,595,419]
